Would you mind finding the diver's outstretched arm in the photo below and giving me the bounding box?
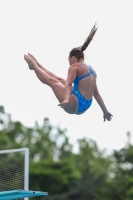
[93,85,113,121]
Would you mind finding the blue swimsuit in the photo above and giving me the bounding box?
[71,63,96,114]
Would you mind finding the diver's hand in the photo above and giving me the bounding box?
[103,111,113,122]
[58,99,69,108]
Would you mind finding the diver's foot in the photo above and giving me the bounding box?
[29,65,34,70]
[24,55,36,70]
[28,53,37,61]
[28,64,34,70]
[28,53,41,68]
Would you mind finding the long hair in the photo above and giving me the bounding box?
[69,22,98,59]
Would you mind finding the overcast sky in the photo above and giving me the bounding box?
[0,0,133,152]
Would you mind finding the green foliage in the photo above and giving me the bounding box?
[29,159,80,194]
[1,106,133,200]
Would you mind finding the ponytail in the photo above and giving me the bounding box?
[69,22,98,59]
[80,22,98,52]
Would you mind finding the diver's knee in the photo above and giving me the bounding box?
[49,77,59,85]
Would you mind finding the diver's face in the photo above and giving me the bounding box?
[68,55,76,65]
[68,56,72,65]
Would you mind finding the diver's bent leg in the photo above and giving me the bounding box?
[24,54,52,85]
[24,55,77,114]
[28,53,66,85]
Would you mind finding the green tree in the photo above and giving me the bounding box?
[3,105,133,200]
[96,132,133,200]
[0,106,80,196]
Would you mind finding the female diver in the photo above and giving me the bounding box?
[24,23,113,121]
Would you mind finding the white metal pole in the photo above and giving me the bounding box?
[24,148,29,200]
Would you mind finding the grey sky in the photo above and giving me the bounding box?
[0,0,133,152]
